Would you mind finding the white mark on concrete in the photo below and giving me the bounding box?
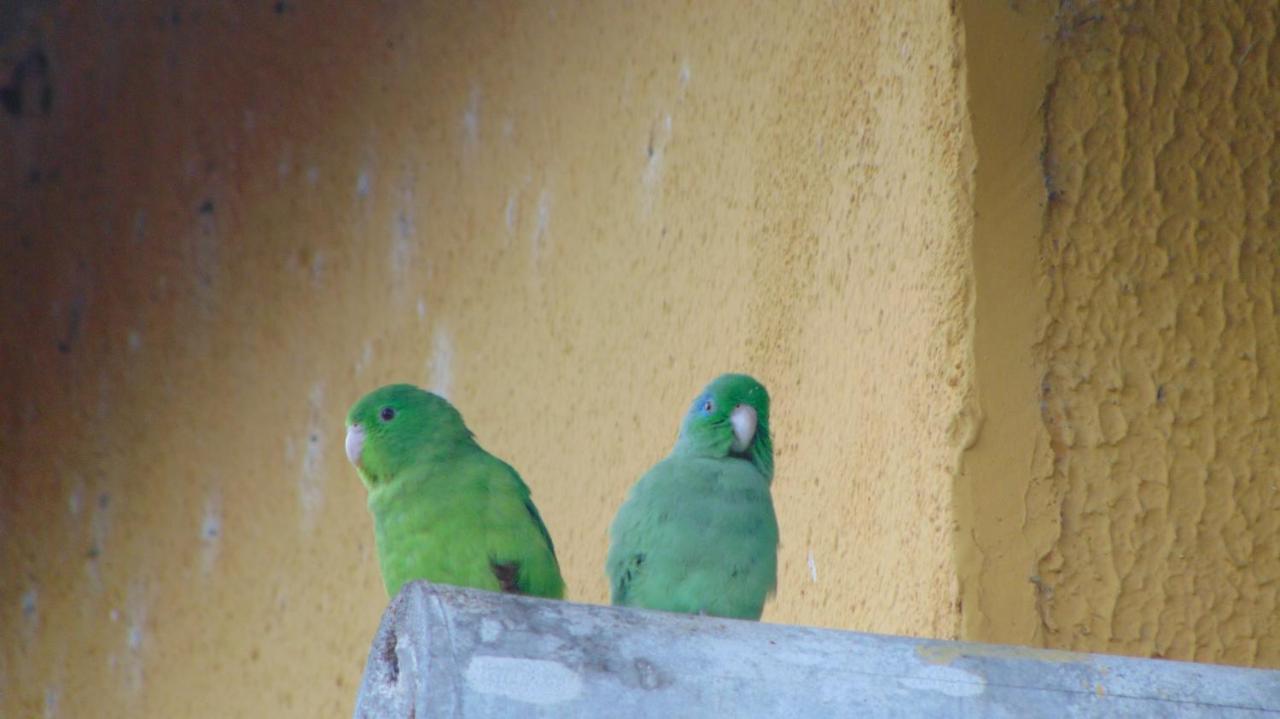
[417,297,427,321]
[356,339,375,375]
[310,250,327,286]
[110,608,120,623]
[504,190,519,235]
[121,583,150,694]
[807,550,818,583]
[21,586,37,630]
[679,60,691,89]
[464,656,584,705]
[393,206,414,272]
[356,168,372,198]
[428,328,454,399]
[480,618,502,643]
[531,188,551,264]
[299,383,327,532]
[127,329,142,353]
[640,114,673,215]
[463,82,481,151]
[200,487,222,575]
[305,165,320,186]
[43,685,60,718]
[900,665,986,697]
[127,622,143,651]
[390,170,419,285]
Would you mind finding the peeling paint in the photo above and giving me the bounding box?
[298,383,327,532]
[428,328,454,400]
[200,486,222,575]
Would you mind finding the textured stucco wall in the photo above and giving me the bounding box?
[959,0,1280,669]
[1031,0,1280,666]
[0,2,973,716]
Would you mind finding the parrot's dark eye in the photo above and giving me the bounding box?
[702,399,714,413]
[379,407,396,422]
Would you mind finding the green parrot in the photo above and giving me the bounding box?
[606,373,778,619]
[345,384,565,599]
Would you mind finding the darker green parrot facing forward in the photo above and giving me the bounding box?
[345,384,565,599]
[607,373,778,619]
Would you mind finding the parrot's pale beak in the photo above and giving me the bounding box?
[729,405,757,453]
[345,424,365,466]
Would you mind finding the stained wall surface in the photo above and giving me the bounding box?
[1031,1,1280,666]
[0,2,973,716]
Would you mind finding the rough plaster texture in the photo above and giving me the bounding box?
[1032,1,1280,665]
[0,1,972,716]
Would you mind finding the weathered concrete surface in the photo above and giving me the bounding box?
[355,582,1280,718]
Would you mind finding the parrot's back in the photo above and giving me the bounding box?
[606,455,778,619]
[368,444,565,599]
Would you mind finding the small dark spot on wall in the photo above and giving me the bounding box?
[1,47,53,118]
[98,492,110,509]
[309,433,318,443]
[170,8,181,25]
[273,1,292,14]
[26,168,40,185]
[56,295,84,354]
[198,199,215,215]
[86,544,100,560]
[1156,385,1165,402]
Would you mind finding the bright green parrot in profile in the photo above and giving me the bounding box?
[345,384,565,599]
[606,373,778,619]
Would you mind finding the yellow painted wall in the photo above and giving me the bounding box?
[958,0,1280,668]
[9,1,1278,715]
[1,2,973,715]
[1032,0,1280,665]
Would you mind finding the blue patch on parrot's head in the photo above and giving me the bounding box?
[689,392,716,418]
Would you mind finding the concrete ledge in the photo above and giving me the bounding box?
[354,582,1280,718]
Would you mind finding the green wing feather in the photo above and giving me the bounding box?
[370,444,565,599]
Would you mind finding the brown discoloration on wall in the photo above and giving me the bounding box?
[0,2,972,715]
[1035,1,1280,665]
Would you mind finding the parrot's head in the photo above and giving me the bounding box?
[674,373,773,480]
[344,383,472,488]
